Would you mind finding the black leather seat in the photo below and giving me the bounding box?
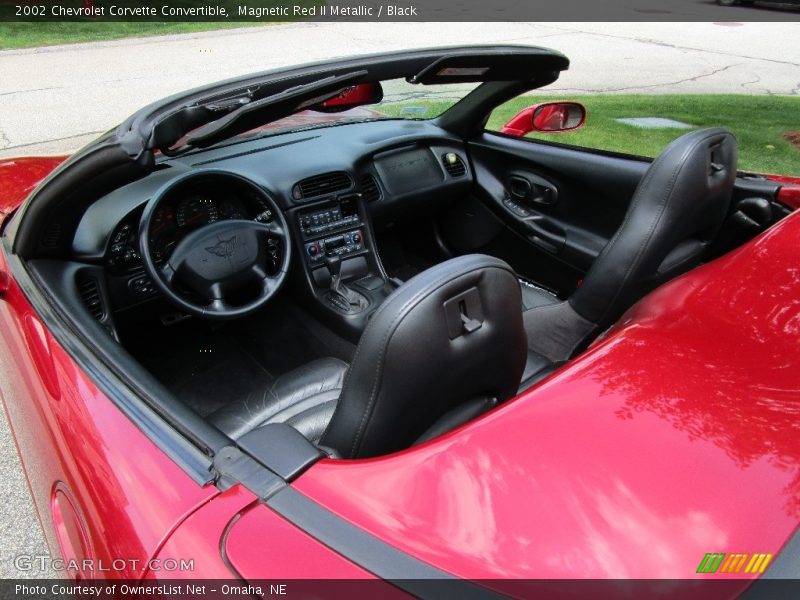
[208,358,348,443]
[522,127,737,368]
[210,254,528,458]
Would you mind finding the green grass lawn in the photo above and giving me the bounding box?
[0,0,323,49]
[487,95,800,176]
[0,22,265,49]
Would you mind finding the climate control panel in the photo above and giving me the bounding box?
[305,229,364,265]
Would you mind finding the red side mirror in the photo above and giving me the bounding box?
[500,101,586,137]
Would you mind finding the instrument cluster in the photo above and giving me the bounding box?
[106,188,274,272]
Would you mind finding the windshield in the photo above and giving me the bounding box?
[226,78,480,142]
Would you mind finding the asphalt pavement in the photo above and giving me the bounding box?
[1,21,799,158]
[0,390,57,578]
[0,20,799,578]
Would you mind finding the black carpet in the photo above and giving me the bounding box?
[131,322,274,417]
[124,299,355,418]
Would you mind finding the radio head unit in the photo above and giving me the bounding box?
[298,195,360,238]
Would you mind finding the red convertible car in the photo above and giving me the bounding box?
[1,46,799,593]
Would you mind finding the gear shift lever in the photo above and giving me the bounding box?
[325,253,364,310]
[325,253,342,287]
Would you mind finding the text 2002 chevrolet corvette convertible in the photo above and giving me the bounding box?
[1,46,799,593]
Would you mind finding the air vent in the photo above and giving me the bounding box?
[442,153,467,178]
[77,276,105,321]
[359,173,381,203]
[42,222,63,249]
[292,171,352,201]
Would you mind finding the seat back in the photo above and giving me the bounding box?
[525,128,738,364]
[571,127,738,328]
[321,254,527,458]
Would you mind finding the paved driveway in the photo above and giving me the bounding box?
[0,21,798,578]
[0,22,798,157]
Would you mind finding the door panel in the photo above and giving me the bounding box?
[445,133,648,294]
[441,133,786,298]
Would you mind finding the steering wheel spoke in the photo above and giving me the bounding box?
[261,274,280,297]
[205,281,226,302]
[258,220,285,239]
[250,260,282,294]
[207,297,231,313]
[250,263,267,280]
[160,262,177,286]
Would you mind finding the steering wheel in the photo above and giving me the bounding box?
[138,171,291,320]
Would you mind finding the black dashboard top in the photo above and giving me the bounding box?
[72,119,472,262]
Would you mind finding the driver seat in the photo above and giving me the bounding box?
[208,254,528,458]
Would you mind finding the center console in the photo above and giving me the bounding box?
[292,192,396,341]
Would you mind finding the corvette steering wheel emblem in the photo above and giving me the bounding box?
[205,236,237,259]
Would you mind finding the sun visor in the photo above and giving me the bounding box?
[408,51,569,84]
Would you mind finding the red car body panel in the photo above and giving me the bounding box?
[0,157,66,217]
[224,501,376,579]
[778,186,800,210]
[293,210,800,579]
[144,486,257,580]
[2,154,799,582]
[767,175,800,210]
[0,243,218,580]
[144,485,381,581]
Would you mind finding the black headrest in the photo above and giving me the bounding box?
[321,254,527,458]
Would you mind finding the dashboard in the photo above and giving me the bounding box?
[71,120,473,311]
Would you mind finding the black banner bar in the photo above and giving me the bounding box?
[4,579,800,600]
[2,0,800,22]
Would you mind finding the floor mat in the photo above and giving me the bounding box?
[124,300,355,418]
[131,323,274,418]
[377,233,435,282]
[233,301,356,375]
[374,219,452,283]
